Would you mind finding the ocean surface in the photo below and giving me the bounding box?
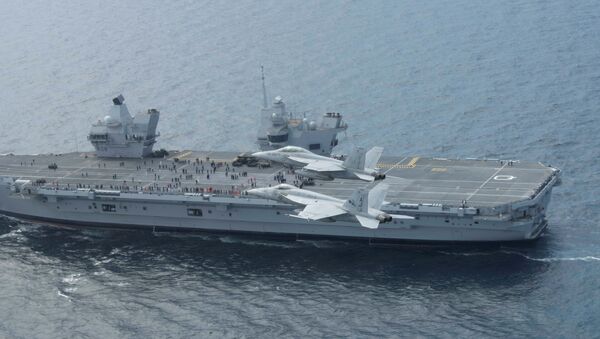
[1,0,599,337]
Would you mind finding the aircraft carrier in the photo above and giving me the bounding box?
[0,95,561,244]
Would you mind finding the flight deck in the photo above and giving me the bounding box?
[0,150,557,209]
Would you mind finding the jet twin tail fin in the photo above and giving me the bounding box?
[342,182,389,214]
[342,186,369,214]
[342,147,366,170]
[364,147,384,170]
[367,182,388,209]
[342,146,384,171]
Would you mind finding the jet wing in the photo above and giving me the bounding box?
[283,195,321,206]
[354,215,380,229]
[296,202,347,220]
[287,156,313,166]
[301,160,345,172]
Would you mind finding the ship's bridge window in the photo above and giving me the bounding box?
[89,134,108,140]
[187,208,203,217]
[268,134,288,143]
[102,204,116,212]
[308,143,321,150]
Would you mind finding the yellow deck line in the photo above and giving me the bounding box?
[378,157,420,169]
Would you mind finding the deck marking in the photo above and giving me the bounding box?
[466,163,507,201]
[382,175,542,186]
[382,157,407,174]
[60,165,88,179]
[313,186,528,198]
[494,175,516,181]
[406,157,420,167]
[396,157,420,169]
[379,156,420,172]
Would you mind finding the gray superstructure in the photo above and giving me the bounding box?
[88,95,160,158]
[256,68,347,155]
[0,96,561,244]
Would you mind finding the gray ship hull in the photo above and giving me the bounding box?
[0,187,548,243]
[0,150,559,243]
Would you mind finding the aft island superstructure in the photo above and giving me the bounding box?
[0,95,561,244]
[256,67,347,155]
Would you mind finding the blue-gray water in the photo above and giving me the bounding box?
[1,0,599,337]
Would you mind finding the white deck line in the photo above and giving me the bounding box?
[317,188,528,199]
[381,160,551,171]
[385,175,541,185]
[386,197,523,205]
[383,157,408,174]
[60,165,90,179]
[466,163,507,201]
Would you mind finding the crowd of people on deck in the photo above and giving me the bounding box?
[33,155,309,197]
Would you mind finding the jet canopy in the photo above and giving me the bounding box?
[278,146,309,153]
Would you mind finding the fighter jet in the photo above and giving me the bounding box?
[246,183,413,229]
[252,146,386,182]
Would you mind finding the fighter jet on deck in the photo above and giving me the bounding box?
[247,183,413,229]
[252,146,385,182]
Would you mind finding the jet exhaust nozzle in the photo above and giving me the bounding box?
[376,214,393,223]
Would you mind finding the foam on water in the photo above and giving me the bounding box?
[500,251,600,263]
[439,250,600,263]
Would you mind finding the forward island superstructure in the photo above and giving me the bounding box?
[88,95,160,158]
[0,95,561,244]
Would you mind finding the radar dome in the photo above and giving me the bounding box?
[308,121,317,130]
[103,115,119,126]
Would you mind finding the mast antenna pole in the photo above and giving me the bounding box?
[261,65,268,109]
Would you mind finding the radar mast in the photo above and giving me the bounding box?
[261,65,268,109]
